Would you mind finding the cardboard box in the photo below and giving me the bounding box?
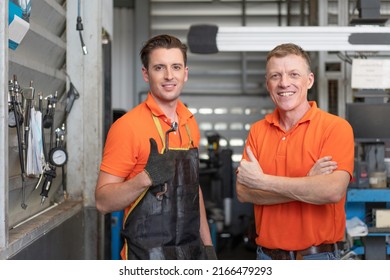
[374,209,390,228]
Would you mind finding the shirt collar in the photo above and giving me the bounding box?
[145,92,193,124]
[265,101,318,127]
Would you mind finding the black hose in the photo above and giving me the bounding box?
[12,96,25,177]
[12,95,27,209]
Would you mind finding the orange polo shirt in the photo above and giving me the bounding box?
[243,101,354,250]
[100,93,200,197]
[100,92,200,180]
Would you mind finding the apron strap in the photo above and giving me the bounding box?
[152,115,166,153]
[185,123,194,148]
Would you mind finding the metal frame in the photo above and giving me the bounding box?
[0,0,9,251]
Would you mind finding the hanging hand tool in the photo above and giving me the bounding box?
[9,75,28,209]
[42,92,59,162]
[39,166,56,205]
[8,80,23,128]
[38,92,59,205]
[76,0,88,55]
[65,82,80,115]
[23,81,36,177]
[51,124,68,199]
[42,93,57,129]
[49,124,68,167]
[39,123,67,204]
[61,73,80,125]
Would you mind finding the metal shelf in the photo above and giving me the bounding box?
[351,245,390,255]
[347,188,390,202]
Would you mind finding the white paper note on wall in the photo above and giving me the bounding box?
[351,58,390,89]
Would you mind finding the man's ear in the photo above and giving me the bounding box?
[142,67,149,82]
[308,72,315,89]
[184,66,189,82]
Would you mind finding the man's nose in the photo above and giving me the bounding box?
[279,74,290,87]
[165,68,173,79]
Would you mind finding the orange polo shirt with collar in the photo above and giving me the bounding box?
[243,101,354,251]
[100,91,200,208]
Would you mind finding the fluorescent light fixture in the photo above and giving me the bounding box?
[188,25,390,53]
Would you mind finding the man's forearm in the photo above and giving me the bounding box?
[245,171,350,205]
[236,182,293,205]
[199,187,213,245]
[95,171,151,214]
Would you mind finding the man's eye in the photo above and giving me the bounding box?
[291,73,300,78]
[173,65,182,70]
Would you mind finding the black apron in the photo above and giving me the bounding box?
[121,116,207,260]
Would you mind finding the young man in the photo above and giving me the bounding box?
[236,43,354,260]
[95,34,215,260]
